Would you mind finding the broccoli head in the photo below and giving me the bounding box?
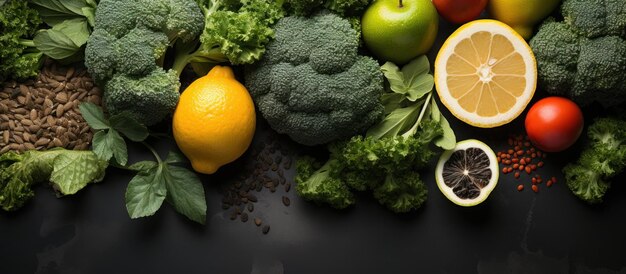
[85,28,170,82]
[563,117,626,204]
[86,0,204,126]
[561,0,626,39]
[530,0,626,107]
[245,13,384,146]
[0,0,43,81]
[104,69,181,126]
[94,0,204,42]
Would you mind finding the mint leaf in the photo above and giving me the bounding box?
[128,161,158,172]
[79,102,109,130]
[110,113,149,142]
[92,129,128,165]
[50,151,108,195]
[125,164,167,219]
[165,151,189,165]
[163,164,206,224]
[366,103,422,140]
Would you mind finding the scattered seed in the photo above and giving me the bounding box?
[282,196,290,206]
[531,185,539,193]
[254,218,262,226]
[262,225,270,234]
[241,212,249,222]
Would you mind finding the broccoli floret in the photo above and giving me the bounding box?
[86,0,204,125]
[94,0,204,42]
[563,118,626,204]
[295,157,356,209]
[529,20,580,96]
[245,13,384,146]
[561,0,626,39]
[530,0,626,107]
[85,28,170,83]
[573,36,626,106]
[104,69,181,126]
[0,0,43,81]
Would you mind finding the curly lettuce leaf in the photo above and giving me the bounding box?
[0,149,108,211]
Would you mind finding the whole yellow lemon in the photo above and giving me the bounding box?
[173,66,256,174]
[488,0,561,39]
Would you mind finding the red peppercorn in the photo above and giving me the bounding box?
[517,185,524,191]
[532,185,539,193]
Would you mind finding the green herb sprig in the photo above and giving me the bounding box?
[80,103,207,224]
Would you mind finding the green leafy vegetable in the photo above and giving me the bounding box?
[30,0,97,62]
[0,0,44,81]
[33,18,91,60]
[81,103,207,224]
[125,161,166,218]
[0,149,108,211]
[29,0,98,26]
[173,0,285,76]
[79,102,149,166]
[296,55,457,213]
[563,117,626,204]
[126,148,207,224]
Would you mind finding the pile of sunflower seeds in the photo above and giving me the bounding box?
[221,131,295,235]
[0,61,102,153]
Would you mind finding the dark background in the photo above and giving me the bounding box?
[2,17,626,274]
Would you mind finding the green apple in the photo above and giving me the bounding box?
[362,0,439,64]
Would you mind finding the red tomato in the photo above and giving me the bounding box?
[432,0,487,24]
[525,97,584,152]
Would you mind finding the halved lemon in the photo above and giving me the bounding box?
[434,19,537,128]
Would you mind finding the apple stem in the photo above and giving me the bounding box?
[399,0,403,7]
